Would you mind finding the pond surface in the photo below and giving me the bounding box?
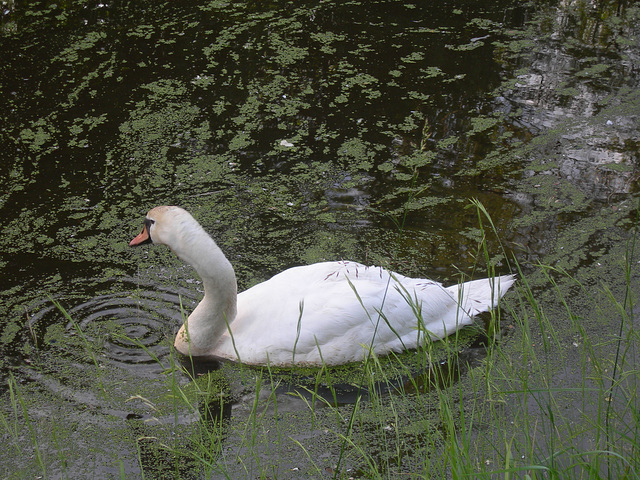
[1,0,639,478]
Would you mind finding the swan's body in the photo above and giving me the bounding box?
[130,206,515,366]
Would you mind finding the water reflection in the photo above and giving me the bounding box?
[498,1,639,201]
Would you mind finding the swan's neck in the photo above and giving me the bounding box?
[171,224,237,356]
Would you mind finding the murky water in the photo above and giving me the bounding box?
[1,0,639,478]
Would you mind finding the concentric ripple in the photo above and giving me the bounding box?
[21,277,200,374]
[69,291,180,367]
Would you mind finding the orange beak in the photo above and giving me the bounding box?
[129,224,150,247]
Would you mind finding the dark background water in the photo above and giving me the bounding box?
[1,0,639,478]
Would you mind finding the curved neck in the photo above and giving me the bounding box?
[171,225,238,353]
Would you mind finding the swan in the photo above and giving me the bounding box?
[129,206,515,366]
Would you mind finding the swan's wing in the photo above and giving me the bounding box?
[221,262,459,364]
[216,261,513,365]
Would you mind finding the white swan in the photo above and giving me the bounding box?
[130,206,515,366]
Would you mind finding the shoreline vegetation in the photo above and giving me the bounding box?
[3,202,638,479]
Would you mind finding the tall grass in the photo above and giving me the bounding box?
[2,374,48,477]
[1,203,638,479]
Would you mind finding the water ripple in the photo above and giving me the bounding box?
[23,277,199,374]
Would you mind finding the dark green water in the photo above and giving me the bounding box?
[1,0,638,478]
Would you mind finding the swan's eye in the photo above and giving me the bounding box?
[143,218,155,241]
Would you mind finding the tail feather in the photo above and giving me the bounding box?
[447,274,516,316]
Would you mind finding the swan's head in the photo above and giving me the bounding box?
[129,205,196,249]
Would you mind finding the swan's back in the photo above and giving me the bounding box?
[212,261,514,365]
